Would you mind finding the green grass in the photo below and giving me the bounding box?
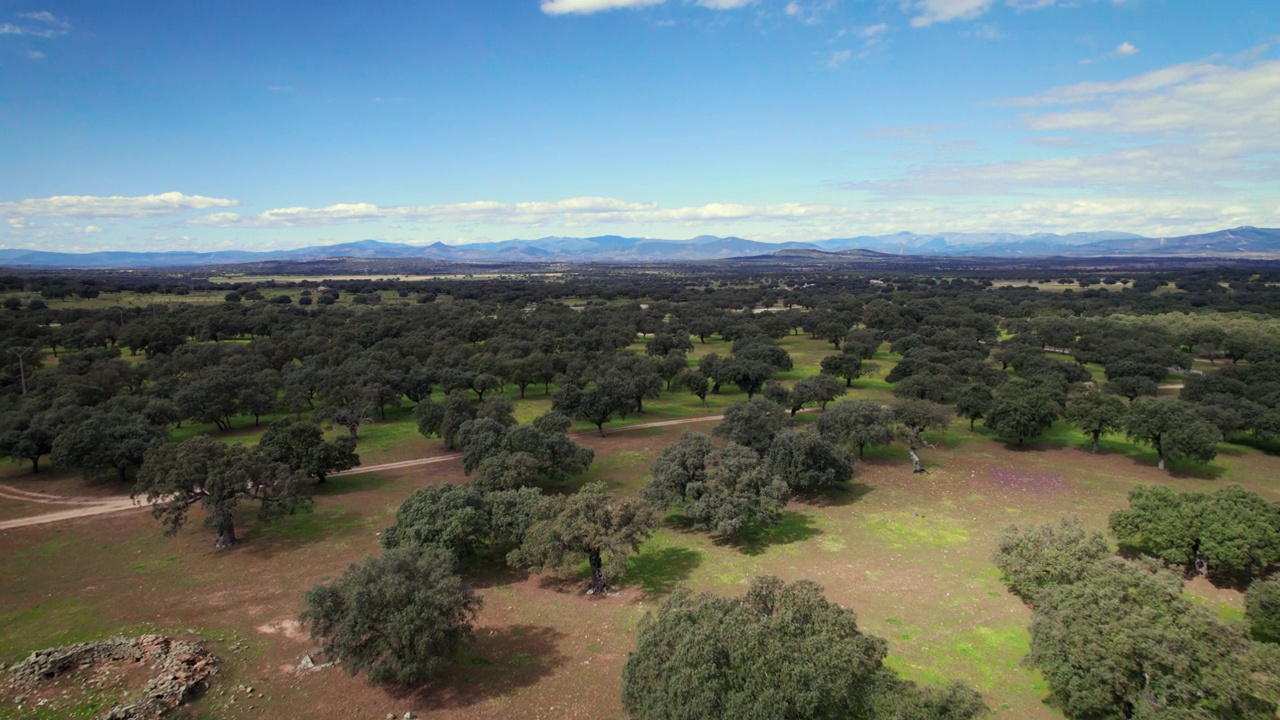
[624,532,704,595]
[0,596,103,662]
[859,511,970,549]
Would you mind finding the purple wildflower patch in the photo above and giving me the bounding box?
[990,467,1066,494]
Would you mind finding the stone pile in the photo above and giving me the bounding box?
[6,634,217,720]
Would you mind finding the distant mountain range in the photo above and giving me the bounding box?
[1,227,1277,269]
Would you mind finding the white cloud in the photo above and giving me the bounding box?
[1081,41,1140,64]
[859,23,888,38]
[904,0,1062,27]
[0,192,239,220]
[540,0,665,15]
[827,49,852,68]
[28,50,45,60]
[191,202,384,228]
[1,11,69,37]
[1025,58,1280,143]
[906,0,995,27]
[79,225,103,234]
[844,54,1280,234]
[782,0,835,24]
[187,197,860,229]
[1113,41,1138,56]
[20,11,69,29]
[952,198,1266,236]
[1005,60,1221,106]
[696,0,757,8]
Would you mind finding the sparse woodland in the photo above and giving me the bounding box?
[3,263,1280,718]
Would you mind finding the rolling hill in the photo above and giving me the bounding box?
[0,227,1276,268]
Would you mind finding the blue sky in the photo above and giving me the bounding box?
[1,0,1277,252]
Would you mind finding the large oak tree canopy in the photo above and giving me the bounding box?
[301,545,482,686]
[133,435,311,548]
[622,576,987,720]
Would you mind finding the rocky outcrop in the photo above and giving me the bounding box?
[6,634,216,719]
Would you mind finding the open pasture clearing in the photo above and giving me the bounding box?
[1,404,1273,719]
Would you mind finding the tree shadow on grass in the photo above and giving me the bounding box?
[236,508,365,558]
[534,574,592,594]
[1165,459,1227,480]
[1230,435,1280,456]
[1090,439,1226,480]
[717,511,822,557]
[459,561,530,591]
[624,546,702,596]
[663,513,699,532]
[311,473,396,497]
[394,624,567,710]
[799,482,873,508]
[995,437,1074,453]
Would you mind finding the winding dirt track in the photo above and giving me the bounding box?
[0,413,729,531]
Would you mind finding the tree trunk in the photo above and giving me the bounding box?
[1090,431,1100,454]
[118,465,128,483]
[857,443,866,461]
[214,522,237,548]
[597,423,606,438]
[587,548,606,593]
[636,397,644,413]
[969,418,975,431]
[1157,451,1165,471]
[909,448,926,474]
[699,395,707,408]
[30,456,39,473]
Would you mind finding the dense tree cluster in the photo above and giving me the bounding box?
[646,402,852,538]
[0,263,1274,488]
[1029,557,1274,719]
[995,518,1279,719]
[1110,485,1280,583]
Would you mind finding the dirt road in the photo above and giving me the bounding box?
[0,413,730,531]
